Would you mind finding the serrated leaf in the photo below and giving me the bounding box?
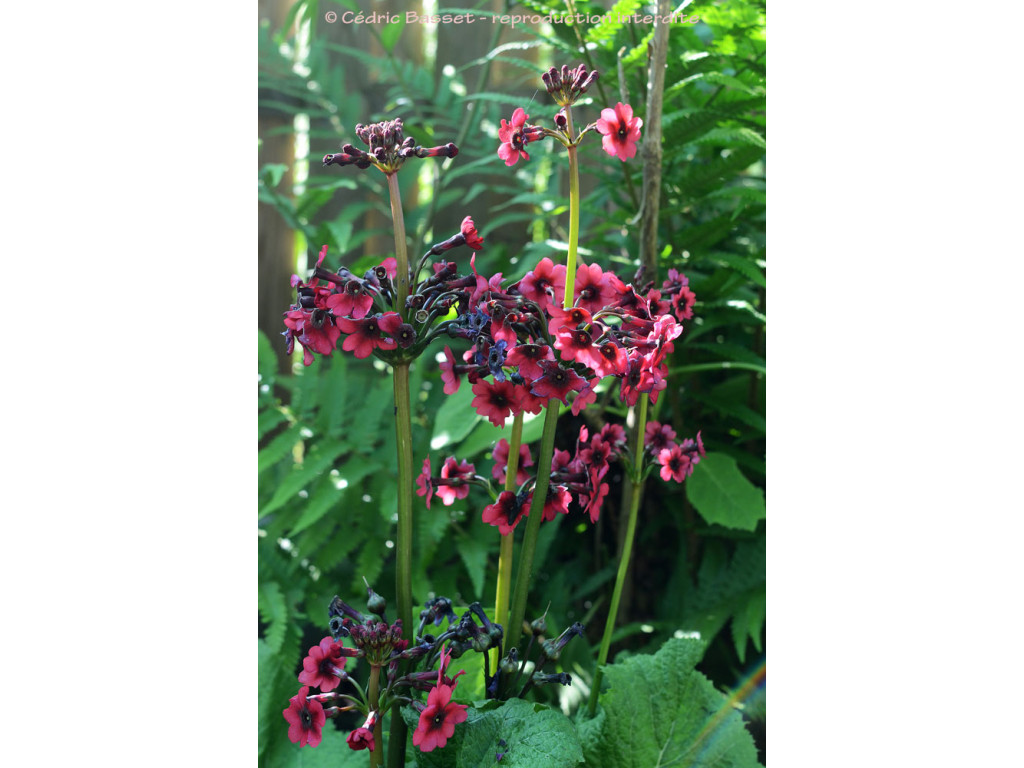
[579,637,761,768]
[261,439,349,516]
[686,453,765,531]
[259,424,304,474]
[259,582,289,653]
[404,697,583,768]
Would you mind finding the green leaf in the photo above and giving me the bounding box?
[579,637,761,768]
[258,423,303,474]
[379,17,406,53]
[456,530,491,599]
[431,384,483,450]
[731,587,766,662]
[260,439,349,517]
[455,408,545,459]
[405,698,583,768]
[258,582,289,653]
[686,453,765,531]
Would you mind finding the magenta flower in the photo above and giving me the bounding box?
[572,262,621,314]
[471,379,520,428]
[416,457,434,509]
[518,257,567,312]
[481,490,530,535]
[324,280,374,319]
[439,346,461,395]
[297,636,347,692]
[658,444,694,482]
[412,683,469,752]
[336,313,400,359]
[497,107,540,166]
[645,421,678,454]
[282,686,326,748]
[530,360,587,405]
[461,216,484,250]
[491,438,534,485]
[505,343,555,382]
[437,457,475,506]
[596,102,643,161]
[347,711,379,752]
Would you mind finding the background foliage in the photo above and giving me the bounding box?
[259,0,765,764]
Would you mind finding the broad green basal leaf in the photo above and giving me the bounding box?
[578,637,761,768]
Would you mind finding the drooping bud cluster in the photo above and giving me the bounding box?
[323,118,458,175]
[542,63,600,106]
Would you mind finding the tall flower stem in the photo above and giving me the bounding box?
[368,665,384,768]
[587,393,649,717]
[387,172,411,321]
[563,107,580,307]
[505,400,560,654]
[505,107,583,657]
[385,172,413,768]
[494,411,524,638]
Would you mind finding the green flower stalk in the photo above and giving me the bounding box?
[587,393,649,717]
[493,411,524,636]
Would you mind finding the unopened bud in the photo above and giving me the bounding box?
[365,582,387,617]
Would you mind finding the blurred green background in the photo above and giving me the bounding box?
[258,0,765,764]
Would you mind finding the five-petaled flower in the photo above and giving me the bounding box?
[283,686,326,748]
[498,108,536,166]
[297,636,348,692]
[596,102,643,162]
[412,682,469,752]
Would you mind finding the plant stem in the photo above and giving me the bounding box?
[564,107,580,308]
[505,400,560,655]
[494,411,524,637]
[587,393,649,717]
[388,361,413,768]
[387,171,413,768]
[369,665,383,768]
[386,172,410,320]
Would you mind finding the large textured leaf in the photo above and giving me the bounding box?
[403,698,583,768]
[686,453,765,531]
[579,637,761,768]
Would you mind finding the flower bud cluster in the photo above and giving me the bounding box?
[542,63,599,106]
[323,118,459,176]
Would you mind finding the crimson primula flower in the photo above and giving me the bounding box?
[481,490,529,535]
[497,107,543,166]
[437,457,475,506]
[297,636,347,692]
[471,378,520,427]
[282,686,326,748]
[505,343,554,382]
[645,421,678,454]
[412,682,469,753]
[572,262,621,314]
[347,711,379,752]
[530,359,587,405]
[461,216,484,250]
[336,313,400,359]
[518,257,567,312]
[658,444,693,482]
[416,456,434,509]
[491,438,534,485]
[596,102,643,161]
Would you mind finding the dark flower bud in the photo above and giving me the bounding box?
[534,672,572,686]
[554,109,567,130]
[365,583,387,617]
[530,615,548,635]
[579,70,599,93]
